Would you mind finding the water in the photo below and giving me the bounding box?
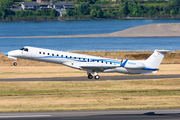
[0,19,180,53]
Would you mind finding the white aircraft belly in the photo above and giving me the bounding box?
[104,67,129,73]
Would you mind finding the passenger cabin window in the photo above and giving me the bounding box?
[79,58,81,60]
[101,61,103,63]
[74,57,76,59]
[97,60,99,62]
[66,56,67,58]
[83,58,85,60]
[43,52,45,55]
[57,54,59,56]
[52,54,54,56]
[48,53,50,55]
[39,52,41,54]
[61,55,63,57]
[70,56,72,58]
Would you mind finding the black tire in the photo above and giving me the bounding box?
[88,74,93,79]
[94,75,100,80]
[13,62,17,66]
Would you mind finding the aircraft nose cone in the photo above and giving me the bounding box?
[4,52,8,56]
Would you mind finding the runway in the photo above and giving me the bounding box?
[0,109,179,120]
[0,74,180,81]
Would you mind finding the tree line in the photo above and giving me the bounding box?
[65,0,180,18]
[0,8,57,20]
[1,0,180,20]
[0,0,57,20]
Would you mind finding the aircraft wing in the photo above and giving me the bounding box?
[80,65,117,72]
[80,59,129,72]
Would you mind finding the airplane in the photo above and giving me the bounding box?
[4,46,170,79]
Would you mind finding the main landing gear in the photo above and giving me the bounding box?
[94,75,100,79]
[87,72,100,80]
[88,74,100,80]
[88,74,93,79]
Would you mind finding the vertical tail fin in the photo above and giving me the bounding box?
[144,50,170,69]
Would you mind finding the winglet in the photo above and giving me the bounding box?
[120,59,128,67]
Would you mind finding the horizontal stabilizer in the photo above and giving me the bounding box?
[155,50,171,55]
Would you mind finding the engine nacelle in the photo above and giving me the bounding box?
[124,60,145,69]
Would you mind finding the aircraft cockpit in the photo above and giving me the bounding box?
[20,47,28,52]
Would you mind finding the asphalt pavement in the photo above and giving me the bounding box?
[0,109,180,120]
[0,74,180,81]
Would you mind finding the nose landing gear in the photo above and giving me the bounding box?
[13,59,17,66]
[13,62,17,66]
[12,58,17,66]
[6,56,17,66]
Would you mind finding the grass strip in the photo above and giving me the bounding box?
[0,79,179,112]
[0,89,180,97]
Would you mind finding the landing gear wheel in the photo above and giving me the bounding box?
[94,75,100,80]
[88,74,93,79]
[13,62,17,66]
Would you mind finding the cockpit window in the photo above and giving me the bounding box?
[24,48,28,52]
[20,47,28,52]
[20,48,24,50]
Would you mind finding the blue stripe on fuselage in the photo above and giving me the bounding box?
[143,67,159,71]
[35,56,121,64]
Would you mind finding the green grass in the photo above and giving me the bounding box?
[0,89,179,97]
[0,79,180,97]
[0,79,179,112]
